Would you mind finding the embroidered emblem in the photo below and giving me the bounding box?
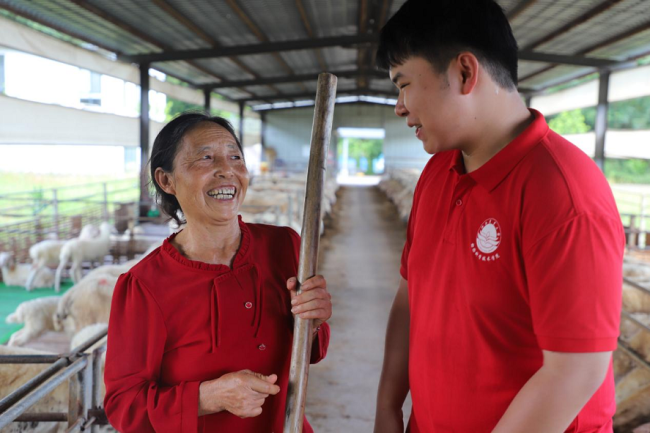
[470,218,501,261]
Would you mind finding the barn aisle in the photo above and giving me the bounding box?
[306,185,412,431]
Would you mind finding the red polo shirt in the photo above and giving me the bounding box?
[104,218,330,432]
[401,110,624,432]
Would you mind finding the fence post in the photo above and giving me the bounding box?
[68,354,93,428]
[53,189,60,239]
[628,215,638,248]
[641,194,647,249]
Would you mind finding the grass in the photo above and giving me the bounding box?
[0,280,74,344]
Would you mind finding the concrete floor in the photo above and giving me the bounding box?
[306,185,412,432]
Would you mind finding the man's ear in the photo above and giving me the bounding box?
[456,52,480,95]
[154,167,176,196]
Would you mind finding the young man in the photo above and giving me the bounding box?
[373,1,624,432]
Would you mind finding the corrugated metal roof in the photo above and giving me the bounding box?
[1,0,648,109]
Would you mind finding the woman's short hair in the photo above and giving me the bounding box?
[149,112,243,226]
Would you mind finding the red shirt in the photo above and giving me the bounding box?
[104,217,330,432]
[401,110,624,432]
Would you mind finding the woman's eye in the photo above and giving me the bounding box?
[231,155,242,160]
[201,155,212,160]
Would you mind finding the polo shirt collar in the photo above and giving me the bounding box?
[448,109,549,192]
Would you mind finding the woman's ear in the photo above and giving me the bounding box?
[456,52,480,95]
[154,167,176,196]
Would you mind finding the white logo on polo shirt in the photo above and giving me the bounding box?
[471,218,501,261]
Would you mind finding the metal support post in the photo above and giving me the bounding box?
[594,70,610,172]
[139,62,151,218]
[204,89,211,114]
[239,102,245,144]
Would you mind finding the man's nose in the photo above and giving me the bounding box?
[395,96,409,117]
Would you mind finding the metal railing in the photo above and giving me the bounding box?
[0,328,109,431]
[619,277,650,373]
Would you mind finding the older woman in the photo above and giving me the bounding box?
[104,113,332,432]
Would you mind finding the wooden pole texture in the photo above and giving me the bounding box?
[284,73,337,433]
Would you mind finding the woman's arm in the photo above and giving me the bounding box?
[104,274,201,433]
[198,370,280,417]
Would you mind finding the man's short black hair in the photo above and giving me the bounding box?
[376,0,519,90]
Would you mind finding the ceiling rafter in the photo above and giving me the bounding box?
[224,0,306,93]
[67,0,242,95]
[237,88,398,104]
[150,0,278,101]
[520,16,650,87]
[202,69,387,90]
[119,35,377,63]
[506,0,538,22]
[369,0,393,70]
[356,0,370,89]
[295,0,327,71]
[522,0,624,51]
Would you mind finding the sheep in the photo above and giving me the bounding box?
[0,252,54,289]
[0,331,115,433]
[5,296,59,346]
[26,224,101,291]
[54,222,113,292]
[0,345,69,433]
[54,275,117,336]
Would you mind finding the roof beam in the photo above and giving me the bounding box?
[236,88,397,104]
[151,0,277,100]
[224,0,305,92]
[202,69,387,90]
[118,34,378,63]
[369,0,393,69]
[67,0,233,90]
[522,0,624,51]
[357,0,370,89]
[295,0,328,71]
[506,0,538,22]
[518,51,619,67]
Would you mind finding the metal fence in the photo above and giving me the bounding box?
[0,328,109,431]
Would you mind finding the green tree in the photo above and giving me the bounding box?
[547,109,590,134]
[344,138,384,174]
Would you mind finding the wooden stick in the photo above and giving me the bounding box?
[284,73,337,433]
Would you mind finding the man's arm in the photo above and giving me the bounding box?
[374,277,411,433]
[492,350,612,433]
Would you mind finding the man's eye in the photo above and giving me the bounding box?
[400,84,409,90]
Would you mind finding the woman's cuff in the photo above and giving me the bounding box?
[181,380,201,431]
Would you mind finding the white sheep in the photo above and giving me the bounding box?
[0,334,115,433]
[0,251,54,289]
[5,296,59,346]
[54,222,113,292]
[0,345,69,433]
[26,224,101,291]
[54,274,118,336]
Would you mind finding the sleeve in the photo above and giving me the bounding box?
[400,170,425,281]
[523,212,624,352]
[104,273,200,433]
[286,226,331,364]
[310,321,330,364]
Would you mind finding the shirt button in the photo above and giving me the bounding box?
[456,199,463,206]
[258,344,266,351]
[244,301,253,309]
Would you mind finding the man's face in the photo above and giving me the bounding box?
[389,56,465,154]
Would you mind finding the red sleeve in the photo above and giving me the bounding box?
[310,322,330,364]
[401,171,426,281]
[523,213,624,352]
[286,227,331,364]
[104,273,200,433]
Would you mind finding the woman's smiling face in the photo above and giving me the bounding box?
[160,121,249,225]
